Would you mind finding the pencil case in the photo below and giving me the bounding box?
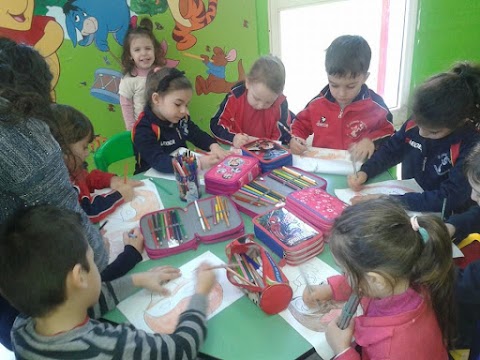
[225,234,293,314]
[230,166,327,218]
[204,155,261,195]
[286,187,348,235]
[241,138,292,173]
[140,195,244,259]
[253,205,325,266]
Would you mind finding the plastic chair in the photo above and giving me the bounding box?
[94,131,134,172]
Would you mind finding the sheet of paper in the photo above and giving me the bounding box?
[117,251,244,334]
[292,147,362,175]
[279,257,342,360]
[100,179,164,263]
[452,244,464,258]
[334,178,424,205]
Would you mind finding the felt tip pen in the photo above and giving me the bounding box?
[99,221,108,231]
[337,294,361,330]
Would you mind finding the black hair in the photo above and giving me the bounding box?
[0,205,90,318]
[325,35,371,78]
[145,67,191,106]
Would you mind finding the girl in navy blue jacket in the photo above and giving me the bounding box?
[133,67,229,174]
[348,62,480,215]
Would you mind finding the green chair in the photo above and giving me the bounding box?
[94,131,134,172]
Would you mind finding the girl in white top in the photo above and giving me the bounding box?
[118,18,166,130]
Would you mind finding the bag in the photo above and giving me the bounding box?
[204,155,261,195]
[231,166,327,218]
[241,138,292,173]
[140,195,244,259]
[225,234,293,314]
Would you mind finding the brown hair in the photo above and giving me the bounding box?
[247,55,286,94]
[145,67,192,106]
[412,61,480,130]
[329,197,456,346]
[120,18,166,76]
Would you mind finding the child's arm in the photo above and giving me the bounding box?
[275,100,295,144]
[455,259,480,303]
[210,92,241,144]
[119,96,135,131]
[290,104,314,144]
[85,169,116,192]
[77,191,125,223]
[446,206,480,241]
[186,118,218,152]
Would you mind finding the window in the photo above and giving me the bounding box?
[269,0,418,126]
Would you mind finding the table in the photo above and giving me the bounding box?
[103,171,393,360]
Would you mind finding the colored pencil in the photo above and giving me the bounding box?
[147,217,159,248]
[200,208,210,230]
[277,121,293,135]
[281,166,317,185]
[211,198,217,225]
[204,264,241,271]
[194,200,206,231]
[99,220,108,231]
[174,209,187,239]
[220,197,230,227]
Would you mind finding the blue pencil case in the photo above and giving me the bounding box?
[241,138,292,173]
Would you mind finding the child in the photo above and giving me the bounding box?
[133,67,229,174]
[303,198,454,359]
[51,104,142,224]
[348,62,480,215]
[210,55,295,148]
[290,35,394,161]
[119,18,166,130]
[0,205,216,359]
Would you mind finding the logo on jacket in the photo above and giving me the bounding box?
[316,116,328,128]
[433,152,452,175]
[347,120,366,138]
[408,139,422,151]
[179,119,189,136]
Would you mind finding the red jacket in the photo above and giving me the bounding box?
[71,169,124,223]
[292,85,394,150]
[328,275,448,360]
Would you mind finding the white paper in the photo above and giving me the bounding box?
[100,179,164,263]
[279,257,343,360]
[334,178,424,205]
[117,251,244,333]
[452,244,464,258]
[292,147,363,175]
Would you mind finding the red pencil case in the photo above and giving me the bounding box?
[231,166,327,218]
[241,138,292,173]
[204,155,261,195]
[225,234,293,314]
[140,195,244,259]
[285,187,348,235]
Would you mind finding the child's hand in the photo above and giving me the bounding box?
[233,133,251,148]
[199,154,221,170]
[115,183,136,202]
[326,315,355,355]
[132,266,181,295]
[289,137,307,155]
[347,171,368,191]
[350,194,381,205]
[110,176,142,190]
[123,228,144,254]
[349,138,375,162]
[195,262,217,296]
[445,223,456,238]
[209,143,230,160]
[302,283,333,307]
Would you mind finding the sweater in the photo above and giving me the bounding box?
[210,81,294,144]
[291,84,394,150]
[12,276,208,360]
[360,120,480,213]
[447,206,480,242]
[133,105,217,174]
[328,275,448,360]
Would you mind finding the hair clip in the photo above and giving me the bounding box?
[410,216,429,244]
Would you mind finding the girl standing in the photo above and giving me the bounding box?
[304,198,454,359]
[119,18,166,130]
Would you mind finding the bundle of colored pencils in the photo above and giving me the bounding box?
[172,151,199,198]
[232,180,285,207]
[268,167,317,190]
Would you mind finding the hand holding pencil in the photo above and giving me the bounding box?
[289,136,308,155]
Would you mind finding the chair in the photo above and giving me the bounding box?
[94,131,134,172]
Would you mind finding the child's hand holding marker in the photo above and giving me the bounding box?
[326,313,355,355]
[289,136,308,155]
[233,133,251,148]
[347,171,368,191]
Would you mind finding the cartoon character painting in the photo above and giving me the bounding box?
[0,0,64,100]
[195,47,245,95]
[62,0,130,52]
[167,0,219,51]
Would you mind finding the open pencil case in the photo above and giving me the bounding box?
[230,166,327,218]
[241,138,292,173]
[225,234,293,314]
[204,155,261,195]
[140,195,245,259]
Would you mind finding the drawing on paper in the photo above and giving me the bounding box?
[292,147,362,175]
[302,148,350,161]
[288,297,344,332]
[117,251,244,334]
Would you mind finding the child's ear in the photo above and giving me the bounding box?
[69,263,89,290]
[364,271,387,293]
[151,92,162,106]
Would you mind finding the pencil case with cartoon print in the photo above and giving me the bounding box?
[230,166,327,218]
[204,155,261,195]
[140,195,244,259]
[225,234,293,314]
[241,138,292,173]
[252,205,325,266]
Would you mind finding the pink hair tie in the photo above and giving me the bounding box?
[153,66,162,73]
[410,216,429,243]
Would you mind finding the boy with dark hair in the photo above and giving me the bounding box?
[0,205,216,360]
[290,35,394,162]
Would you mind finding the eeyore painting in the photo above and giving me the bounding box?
[63,0,130,52]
